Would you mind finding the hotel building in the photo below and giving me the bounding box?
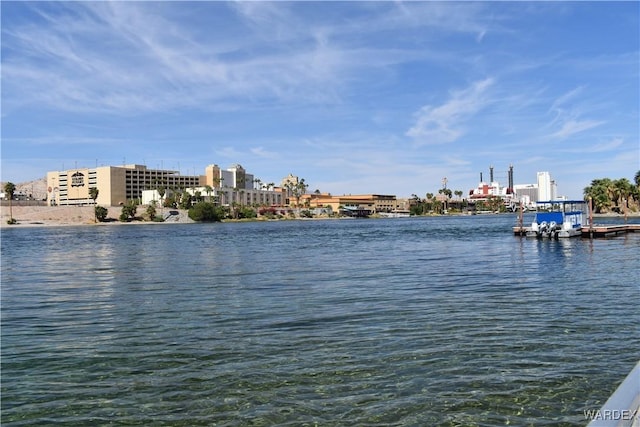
[47,163,283,207]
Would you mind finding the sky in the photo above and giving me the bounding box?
[1,1,638,199]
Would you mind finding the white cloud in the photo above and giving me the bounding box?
[583,137,624,153]
[406,78,495,144]
[550,119,605,139]
[545,85,606,139]
[250,147,278,159]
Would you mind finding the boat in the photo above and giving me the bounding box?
[378,210,411,218]
[514,200,586,239]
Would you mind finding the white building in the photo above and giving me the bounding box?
[536,172,557,201]
[141,163,284,207]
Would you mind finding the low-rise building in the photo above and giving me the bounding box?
[299,193,398,214]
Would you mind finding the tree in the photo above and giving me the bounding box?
[146,202,157,221]
[584,179,613,213]
[179,190,193,210]
[4,182,16,224]
[204,185,214,202]
[288,178,308,208]
[119,200,138,222]
[188,202,225,222]
[95,206,108,222]
[613,178,634,212]
[89,187,99,222]
[157,185,166,203]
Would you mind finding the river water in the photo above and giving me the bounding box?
[1,215,639,426]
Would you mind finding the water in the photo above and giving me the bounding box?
[2,215,639,426]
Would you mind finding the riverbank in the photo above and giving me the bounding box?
[2,204,639,229]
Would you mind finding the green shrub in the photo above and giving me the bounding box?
[188,202,224,222]
[238,206,257,219]
[146,204,157,221]
[95,206,108,222]
[120,201,138,222]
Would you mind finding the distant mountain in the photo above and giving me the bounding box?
[1,178,48,200]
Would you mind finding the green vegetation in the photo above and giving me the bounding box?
[89,187,99,222]
[236,206,257,219]
[583,171,640,214]
[188,202,226,222]
[95,206,108,222]
[284,178,308,207]
[4,182,16,224]
[473,196,506,213]
[145,202,160,222]
[119,200,138,222]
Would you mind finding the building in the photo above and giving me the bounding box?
[512,171,559,207]
[536,171,557,201]
[46,164,202,206]
[299,193,398,214]
[513,184,537,206]
[47,163,283,207]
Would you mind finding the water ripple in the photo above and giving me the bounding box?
[1,216,638,426]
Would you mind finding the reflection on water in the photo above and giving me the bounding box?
[1,216,639,426]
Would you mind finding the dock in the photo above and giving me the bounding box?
[513,224,640,238]
[581,224,640,238]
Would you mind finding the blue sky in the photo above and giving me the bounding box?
[1,1,638,198]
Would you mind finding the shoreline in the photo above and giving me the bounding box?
[2,205,639,229]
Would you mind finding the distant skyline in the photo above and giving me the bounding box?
[2,1,638,198]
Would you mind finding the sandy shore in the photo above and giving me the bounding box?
[0,205,193,228]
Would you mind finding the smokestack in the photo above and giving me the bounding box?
[490,165,494,183]
[508,164,514,192]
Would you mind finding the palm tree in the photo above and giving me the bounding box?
[292,178,308,208]
[583,179,612,213]
[614,178,634,213]
[4,182,16,224]
[89,187,99,222]
[204,185,214,202]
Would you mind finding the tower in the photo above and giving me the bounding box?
[508,165,514,194]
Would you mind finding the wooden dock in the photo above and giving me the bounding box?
[513,224,640,238]
[581,223,640,238]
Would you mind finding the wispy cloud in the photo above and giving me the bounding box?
[583,137,624,153]
[546,86,605,139]
[551,119,605,139]
[406,78,495,144]
[250,147,278,159]
[3,1,500,116]
[2,2,637,199]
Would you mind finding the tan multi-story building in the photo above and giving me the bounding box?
[47,164,203,206]
[47,163,287,207]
